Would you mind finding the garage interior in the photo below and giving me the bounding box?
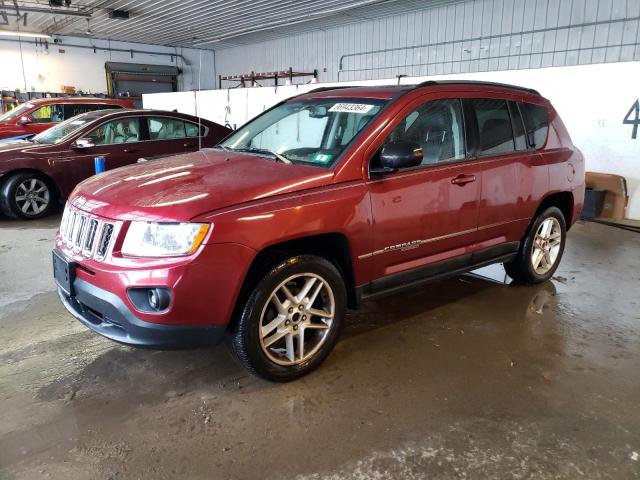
[1,0,640,478]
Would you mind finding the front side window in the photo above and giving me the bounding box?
[519,102,549,149]
[32,115,95,144]
[381,98,466,167]
[30,104,64,123]
[220,98,387,167]
[470,99,515,156]
[87,118,142,145]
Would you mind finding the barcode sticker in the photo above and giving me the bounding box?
[328,103,375,114]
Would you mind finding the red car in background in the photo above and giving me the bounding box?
[0,97,135,141]
[0,109,230,219]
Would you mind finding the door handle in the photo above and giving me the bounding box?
[451,174,476,186]
[183,142,196,148]
[124,148,139,153]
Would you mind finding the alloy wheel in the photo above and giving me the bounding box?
[259,273,335,366]
[531,217,562,275]
[14,178,50,216]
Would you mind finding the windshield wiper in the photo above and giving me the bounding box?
[228,147,292,164]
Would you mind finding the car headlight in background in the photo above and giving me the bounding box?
[121,222,210,257]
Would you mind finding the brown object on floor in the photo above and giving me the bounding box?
[585,172,628,220]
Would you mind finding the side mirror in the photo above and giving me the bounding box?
[371,142,423,175]
[72,138,95,149]
[17,116,32,126]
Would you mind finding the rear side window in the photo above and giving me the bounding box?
[519,102,549,149]
[184,121,205,137]
[469,99,515,155]
[147,117,191,140]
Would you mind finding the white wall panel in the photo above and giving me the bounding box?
[215,0,640,86]
[145,61,640,219]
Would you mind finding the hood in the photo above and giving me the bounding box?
[0,140,50,173]
[0,139,37,151]
[71,149,336,221]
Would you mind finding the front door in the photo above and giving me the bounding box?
[57,116,145,190]
[365,97,481,290]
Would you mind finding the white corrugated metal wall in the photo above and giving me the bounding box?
[215,0,640,86]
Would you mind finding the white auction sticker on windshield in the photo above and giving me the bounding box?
[329,103,374,114]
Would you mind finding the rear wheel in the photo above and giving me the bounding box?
[0,172,56,219]
[505,206,566,284]
[229,255,346,382]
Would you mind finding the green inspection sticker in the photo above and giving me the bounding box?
[311,152,333,163]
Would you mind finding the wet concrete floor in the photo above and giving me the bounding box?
[0,216,639,479]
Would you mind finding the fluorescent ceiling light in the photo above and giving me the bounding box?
[0,30,52,39]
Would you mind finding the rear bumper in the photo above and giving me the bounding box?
[58,277,225,349]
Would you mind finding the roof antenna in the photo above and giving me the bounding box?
[196,49,202,151]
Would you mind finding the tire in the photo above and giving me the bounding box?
[505,206,567,284]
[0,172,57,220]
[229,254,347,382]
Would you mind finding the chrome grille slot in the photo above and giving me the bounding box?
[66,211,78,245]
[95,223,114,260]
[74,215,87,249]
[83,219,99,255]
[58,205,116,261]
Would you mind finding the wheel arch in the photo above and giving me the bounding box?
[535,191,574,230]
[0,168,62,200]
[229,232,357,331]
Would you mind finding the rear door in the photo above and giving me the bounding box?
[467,98,544,248]
[365,95,481,289]
[143,116,200,157]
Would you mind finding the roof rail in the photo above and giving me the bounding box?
[413,80,540,95]
[304,85,363,94]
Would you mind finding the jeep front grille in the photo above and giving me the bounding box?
[59,204,115,261]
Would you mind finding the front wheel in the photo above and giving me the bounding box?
[229,255,346,382]
[0,173,56,219]
[505,206,566,284]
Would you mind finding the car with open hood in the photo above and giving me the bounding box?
[53,81,585,381]
[0,109,231,219]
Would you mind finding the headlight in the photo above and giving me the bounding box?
[121,222,210,257]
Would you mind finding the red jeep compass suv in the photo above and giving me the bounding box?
[53,81,584,381]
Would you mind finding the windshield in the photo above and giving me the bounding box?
[32,115,94,144]
[220,98,387,167]
[0,103,34,123]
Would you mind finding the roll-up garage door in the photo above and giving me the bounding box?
[105,62,180,107]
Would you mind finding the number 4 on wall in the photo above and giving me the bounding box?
[623,99,639,139]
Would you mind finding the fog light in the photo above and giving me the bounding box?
[147,288,171,311]
[128,287,172,313]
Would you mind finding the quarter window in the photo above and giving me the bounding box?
[470,99,515,155]
[87,118,142,145]
[383,99,466,167]
[519,102,549,149]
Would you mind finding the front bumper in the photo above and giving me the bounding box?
[58,277,225,349]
